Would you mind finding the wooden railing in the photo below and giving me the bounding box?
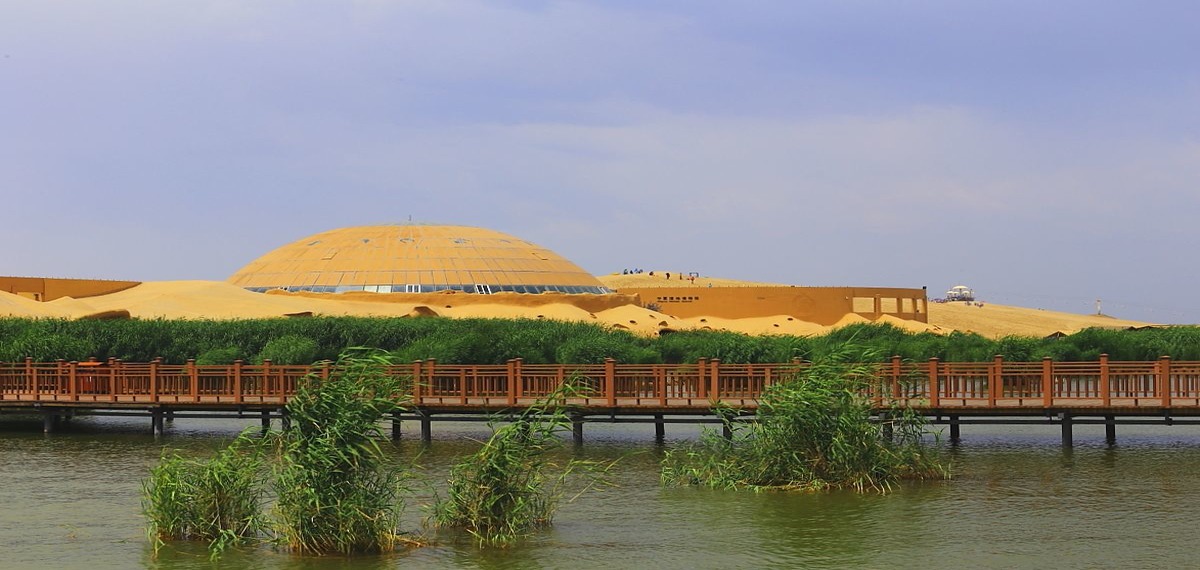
[2,355,1200,410]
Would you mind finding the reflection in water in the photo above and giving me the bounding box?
[3,418,1200,569]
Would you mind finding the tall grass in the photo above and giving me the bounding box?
[662,346,950,492]
[273,350,412,555]
[142,431,268,558]
[430,381,608,547]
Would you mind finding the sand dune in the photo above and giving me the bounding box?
[0,279,1159,339]
[0,291,73,318]
[925,302,1149,338]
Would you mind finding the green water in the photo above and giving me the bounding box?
[3,417,1199,569]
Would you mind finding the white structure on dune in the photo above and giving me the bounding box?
[945,285,975,302]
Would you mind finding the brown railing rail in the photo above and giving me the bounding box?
[4,355,1200,411]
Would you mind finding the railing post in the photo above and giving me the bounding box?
[1041,357,1053,407]
[1160,356,1172,408]
[411,360,423,405]
[1099,354,1110,406]
[709,358,721,402]
[989,355,1002,407]
[928,357,940,408]
[890,355,902,400]
[514,358,524,399]
[605,358,616,407]
[150,358,160,401]
[231,359,242,403]
[188,359,198,402]
[110,358,119,402]
[657,365,668,406]
[68,361,78,401]
[425,358,438,404]
[506,359,518,406]
[460,367,469,405]
[696,358,708,400]
[262,359,272,398]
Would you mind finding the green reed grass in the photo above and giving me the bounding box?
[142,431,268,558]
[430,381,610,547]
[662,345,950,492]
[272,349,412,555]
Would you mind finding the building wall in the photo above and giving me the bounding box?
[0,277,141,301]
[619,286,929,325]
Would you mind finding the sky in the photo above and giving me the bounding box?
[3,1,1199,323]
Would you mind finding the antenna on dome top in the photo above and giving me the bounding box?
[408,215,413,222]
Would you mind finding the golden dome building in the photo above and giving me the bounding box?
[228,224,613,295]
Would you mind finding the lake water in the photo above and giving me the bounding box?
[2,416,1199,569]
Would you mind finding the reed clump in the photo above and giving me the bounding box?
[143,350,414,558]
[273,350,411,555]
[662,346,950,492]
[430,382,608,547]
[142,431,268,557]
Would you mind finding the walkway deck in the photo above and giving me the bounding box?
[3,355,1199,445]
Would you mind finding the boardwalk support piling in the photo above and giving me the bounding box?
[151,409,165,436]
[720,411,734,440]
[164,409,174,423]
[880,412,894,442]
[949,416,961,443]
[571,412,584,445]
[419,411,432,443]
[260,410,271,431]
[1105,415,1116,446]
[654,413,665,443]
[1061,413,1074,448]
[391,415,402,441]
[280,409,291,432]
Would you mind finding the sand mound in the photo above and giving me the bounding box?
[3,278,1161,339]
[926,302,1150,338]
[446,302,594,322]
[830,313,871,329]
[676,314,827,336]
[407,306,440,318]
[78,281,330,319]
[0,290,73,318]
[594,305,682,335]
[875,314,940,333]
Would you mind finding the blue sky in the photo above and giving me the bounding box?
[3,1,1198,322]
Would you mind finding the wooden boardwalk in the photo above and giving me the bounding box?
[4,355,1200,445]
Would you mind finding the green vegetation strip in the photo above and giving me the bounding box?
[3,317,1198,365]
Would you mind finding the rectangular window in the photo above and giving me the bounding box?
[852,297,875,313]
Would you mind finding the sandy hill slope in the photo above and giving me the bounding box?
[926,302,1152,338]
[0,290,73,318]
[0,278,1162,339]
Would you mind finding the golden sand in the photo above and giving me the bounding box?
[0,279,1157,339]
